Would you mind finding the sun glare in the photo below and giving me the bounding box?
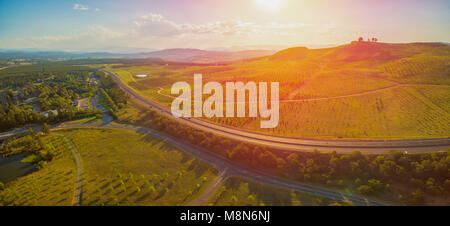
[253,0,283,10]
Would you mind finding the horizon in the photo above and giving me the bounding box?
[1,0,449,51]
[1,41,448,54]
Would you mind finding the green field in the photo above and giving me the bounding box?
[102,42,450,139]
[209,177,351,206]
[58,128,217,206]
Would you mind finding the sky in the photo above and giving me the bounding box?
[0,0,449,51]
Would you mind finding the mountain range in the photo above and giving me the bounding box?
[0,48,277,64]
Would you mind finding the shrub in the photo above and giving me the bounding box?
[357,185,374,195]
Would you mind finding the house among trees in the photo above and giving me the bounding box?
[40,110,58,117]
[23,97,38,104]
[35,76,54,83]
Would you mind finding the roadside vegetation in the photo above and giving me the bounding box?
[95,70,129,119]
[210,177,351,206]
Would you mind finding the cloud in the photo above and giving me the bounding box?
[73,4,89,11]
[6,25,126,50]
[133,13,311,37]
[3,12,319,50]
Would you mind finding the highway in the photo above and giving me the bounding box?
[53,120,386,206]
[0,110,386,206]
[101,69,450,154]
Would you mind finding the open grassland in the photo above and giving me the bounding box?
[116,99,147,124]
[0,135,76,206]
[381,55,450,84]
[101,42,450,139]
[58,128,217,206]
[210,86,450,139]
[209,177,351,206]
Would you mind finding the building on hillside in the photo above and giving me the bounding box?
[35,77,54,83]
[135,74,148,78]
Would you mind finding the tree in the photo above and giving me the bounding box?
[231,195,238,203]
[444,179,450,192]
[42,123,51,134]
[357,185,374,195]
[409,189,424,205]
[247,194,256,203]
[28,127,35,136]
[368,179,384,191]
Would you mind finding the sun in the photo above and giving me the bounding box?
[253,0,283,10]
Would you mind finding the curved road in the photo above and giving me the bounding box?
[53,120,385,206]
[0,116,385,205]
[101,69,450,154]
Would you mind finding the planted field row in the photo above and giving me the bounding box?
[206,86,450,139]
[59,128,218,205]
[384,60,427,78]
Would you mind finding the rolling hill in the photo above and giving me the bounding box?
[106,41,450,139]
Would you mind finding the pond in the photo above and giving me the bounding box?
[0,154,37,183]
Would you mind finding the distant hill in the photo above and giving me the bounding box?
[269,42,450,64]
[0,48,276,64]
[140,49,276,63]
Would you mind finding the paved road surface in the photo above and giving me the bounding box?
[188,168,229,206]
[76,98,91,110]
[101,69,450,154]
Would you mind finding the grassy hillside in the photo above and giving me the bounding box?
[98,42,450,139]
[58,128,217,206]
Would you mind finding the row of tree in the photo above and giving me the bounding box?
[119,106,450,205]
[96,71,129,119]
